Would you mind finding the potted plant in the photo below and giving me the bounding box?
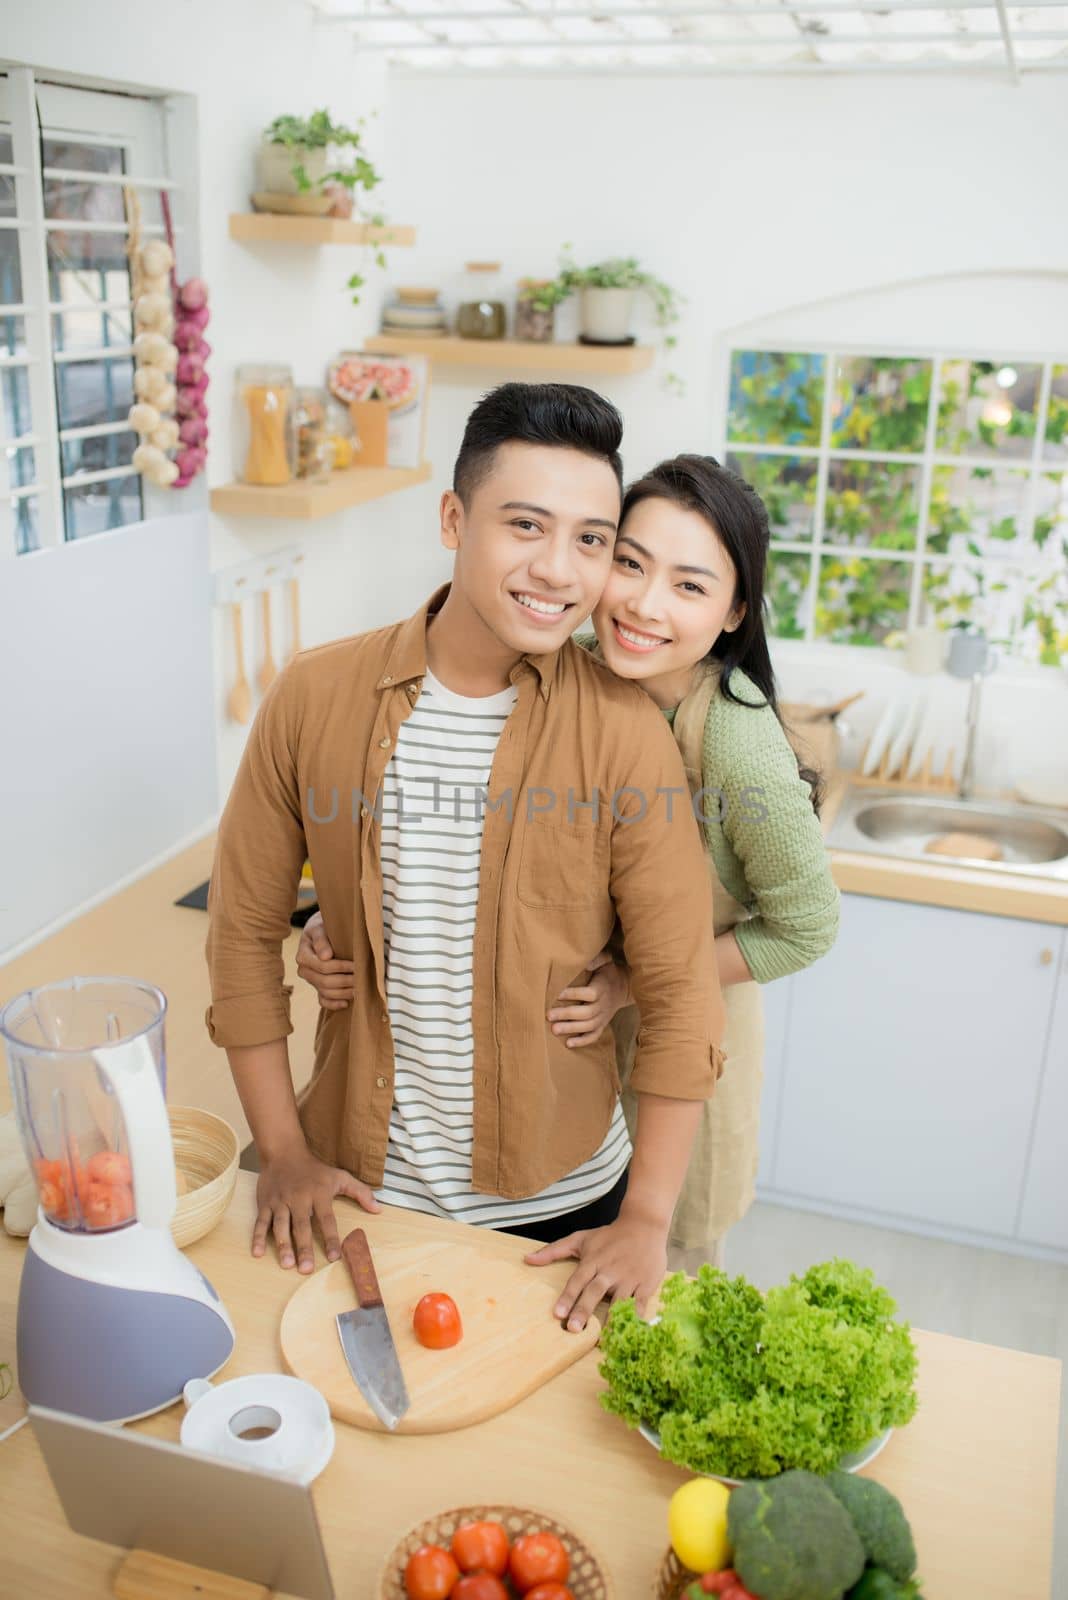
[255,109,381,216]
[558,248,682,351]
[515,277,571,344]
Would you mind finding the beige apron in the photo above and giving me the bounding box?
[616,663,764,1255]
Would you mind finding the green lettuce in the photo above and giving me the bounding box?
[598,1259,919,1479]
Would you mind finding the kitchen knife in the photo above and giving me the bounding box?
[336,1227,410,1430]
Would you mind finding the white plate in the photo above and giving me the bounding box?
[861,698,906,777]
[637,1420,893,1487]
[885,693,925,781]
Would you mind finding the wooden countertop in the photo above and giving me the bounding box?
[0,1173,1060,1599]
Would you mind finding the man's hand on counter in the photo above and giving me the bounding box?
[524,1213,668,1332]
[253,1143,381,1273]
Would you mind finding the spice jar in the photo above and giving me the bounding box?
[456,262,506,340]
[234,364,296,485]
[294,387,345,479]
[515,279,557,344]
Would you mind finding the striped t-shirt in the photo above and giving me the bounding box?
[376,668,631,1228]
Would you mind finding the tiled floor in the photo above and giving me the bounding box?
[711,1200,1067,1599]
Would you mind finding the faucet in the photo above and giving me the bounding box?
[958,673,984,801]
[945,629,998,801]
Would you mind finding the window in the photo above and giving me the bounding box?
[725,347,1068,667]
[0,70,174,558]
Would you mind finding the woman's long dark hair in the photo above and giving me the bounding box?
[621,454,822,811]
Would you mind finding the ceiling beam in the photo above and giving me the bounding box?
[354,28,1068,49]
[317,0,1068,22]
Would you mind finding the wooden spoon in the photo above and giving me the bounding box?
[259,589,277,693]
[227,603,252,724]
[287,572,302,664]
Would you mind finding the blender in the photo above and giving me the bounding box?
[1,977,235,1423]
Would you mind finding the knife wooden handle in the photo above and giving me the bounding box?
[341,1227,383,1309]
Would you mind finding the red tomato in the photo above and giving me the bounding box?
[526,1586,575,1600]
[412,1292,463,1350]
[508,1533,570,1594]
[83,1181,135,1228]
[404,1544,460,1600]
[453,1577,509,1600]
[87,1151,133,1186]
[451,1521,509,1577]
[37,1177,69,1221]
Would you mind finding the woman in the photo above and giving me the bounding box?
[297,455,839,1268]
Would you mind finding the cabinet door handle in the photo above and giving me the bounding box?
[1039,948,1054,966]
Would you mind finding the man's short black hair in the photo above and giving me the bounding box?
[452,382,624,507]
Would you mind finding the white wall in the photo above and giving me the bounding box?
[384,70,1068,791]
[0,512,216,956]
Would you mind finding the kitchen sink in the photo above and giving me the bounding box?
[826,787,1068,880]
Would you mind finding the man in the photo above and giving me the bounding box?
[206,382,724,1332]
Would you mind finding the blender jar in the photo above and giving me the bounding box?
[1,977,170,1234]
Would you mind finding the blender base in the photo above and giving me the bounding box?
[18,1239,235,1423]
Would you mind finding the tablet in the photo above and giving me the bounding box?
[29,1405,335,1600]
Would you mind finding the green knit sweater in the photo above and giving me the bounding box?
[576,635,839,984]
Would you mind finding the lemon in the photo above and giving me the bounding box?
[667,1477,732,1573]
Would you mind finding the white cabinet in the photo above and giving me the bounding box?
[766,894,1063,1241]
[757,974,793,1189]
[1017,935,1068,1249]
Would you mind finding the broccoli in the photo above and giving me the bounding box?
[727,1469,866,1600]
[846,1571,924,1600]
[826,1471,917,1582]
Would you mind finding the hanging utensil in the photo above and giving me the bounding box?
[227,602,252,724]
[287,566,303,665]
[259,585,278,694]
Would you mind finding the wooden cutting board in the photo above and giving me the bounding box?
[280,1232,603,1433]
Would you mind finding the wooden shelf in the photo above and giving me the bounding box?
[228,214,416,247]
[364,334,655,375]
[210,462,432,521]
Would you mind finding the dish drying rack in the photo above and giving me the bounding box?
[852,737,957,794]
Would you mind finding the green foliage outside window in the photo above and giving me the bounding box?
[937,359,1040,460]
[824,460,920,551]
[728,352,824,446]
[765,551,811,639]
[727,348,1068,664]
[726,451,817,540]
[832,357,931,454]
[816,557,911,646]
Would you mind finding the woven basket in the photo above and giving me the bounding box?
[654,1547,698,1600]
[169,1106,239,1249]
[379,1505,612,1600]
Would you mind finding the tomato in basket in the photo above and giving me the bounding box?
[508,1532,570,1594]
[403,1543,460,1600]
[451,1520,510,1577]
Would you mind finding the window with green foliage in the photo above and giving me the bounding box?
[725,349,1068,665]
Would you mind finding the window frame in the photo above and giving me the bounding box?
[0,67,180,559]
[722,339,1068,661]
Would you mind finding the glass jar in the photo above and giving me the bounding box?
[234,363,296,486]
[515,280,556,344]
[293,386,338,479]
[456,262,506,340]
